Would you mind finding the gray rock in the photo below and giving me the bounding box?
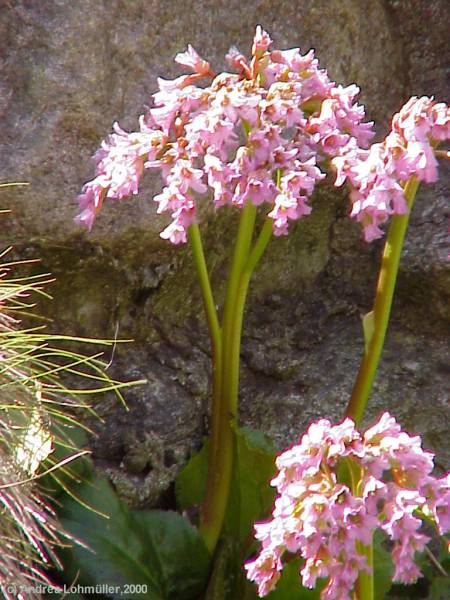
[1,0,449,514]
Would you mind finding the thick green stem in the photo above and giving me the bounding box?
[199,202,257,553]
[349,463,374,600]
[222,202,258,362]
[188,224,221,351]
[244,219,273,283]
[188,225,223,553]
[187,225,222,457]
[226,218,273,415]
[202,218,272,553]
[346,176,420,425]
[353,540,374,600]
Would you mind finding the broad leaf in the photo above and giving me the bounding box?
[176,426,277,547]
[176,440,209,511]
[175,427,277,597]
[202,537,243,600]
[133,510,211,600]
[59,475,210,599]
[225,426,277,546]
[264,558,322,599]
[373,530,394,600]
[427,577,450,600]
[59,477,161,598]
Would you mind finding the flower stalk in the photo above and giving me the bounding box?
[353,541,374,600]
[194,200,272,553]
[346,176,420,425]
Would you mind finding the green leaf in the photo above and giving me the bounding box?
[225,426,276,546]
[175,427,277,597]
[175,427,277,548]
[175,440,209,511]
[59,477,161,598]
[362,310,375,352]
[202,537,242,600]
[373,530,394,600]
[133,510,211,600]
[427,576,450,600]
[59,475,210,599]
[264,558,323,599]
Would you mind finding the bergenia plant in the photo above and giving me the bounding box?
[75,26,449,599]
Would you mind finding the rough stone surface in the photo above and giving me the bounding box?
[1,0,449,517]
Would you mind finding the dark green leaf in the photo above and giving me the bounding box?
[427,576,450,600]
[225,427,276,546]
[59,477,161,598]
[176,427,276,548]
[201,537,243,600]
[175,440,209,511]
[133,510,210,600]
[59,475,210,599]
[264,558,323,599]
[373,530,394,600]
[175,427,277,597]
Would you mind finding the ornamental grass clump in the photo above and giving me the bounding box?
[0,197,135,596]
[74,26,450,599]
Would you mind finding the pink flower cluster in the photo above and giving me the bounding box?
[75,28,449,243]
[333,97,450,240]
[245,413,450,599]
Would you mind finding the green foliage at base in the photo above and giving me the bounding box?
[58,474,210,600]
[176,426,277,547]
[52,426,447,600]
[427,577,450,600]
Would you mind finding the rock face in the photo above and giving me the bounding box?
[1,1,449,508]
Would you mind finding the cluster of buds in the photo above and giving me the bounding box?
[245,413,450,599]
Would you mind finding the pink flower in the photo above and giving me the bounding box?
[244,548,282,597]
[175,44,212,77]
[225,46,252,78]
[76,29,448,246]
[74,179,107,230]
[268,192,311,236]
[168,159,207,194]
[420,474,450,535]
[246,412,450,599]
[252,25,272,58]
[160,200,196,244]
[331,96,450,240]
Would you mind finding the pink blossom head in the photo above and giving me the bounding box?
[75,28,376,240]
[246,412,449,599]
[75,29,448,245]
